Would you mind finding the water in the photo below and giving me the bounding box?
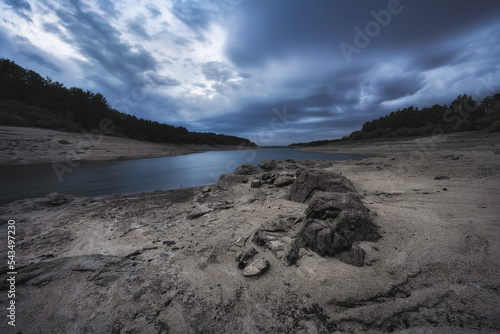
[0,148,365,205]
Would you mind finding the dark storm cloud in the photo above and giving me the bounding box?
[96,0,119,17]
[126,15,151,40]
[371,74,426,103]
[171,0,211,30]
[174,36,191,46]
[145,4,162,19]
[146,72,181,87]
[42,22,63,35]
[17,50,62,73]
[51,0,158,88]
[225,0,500,67]
[409,49,458,72]
[2,0,32,22]
[8,34,62,73]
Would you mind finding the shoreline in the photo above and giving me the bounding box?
[298,131,500,157]
[0,125,256,166]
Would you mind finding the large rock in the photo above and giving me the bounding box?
[216,173,247,190]
[250,180,261,188]
[295,219,350,256]
[259,172,277,184]
[259,159,277,170]
[273,175,295,187]
[286,169,357,203]
[336,245,366,267]
[334,210,380,243]
[252,217,303,266]
[236,246,258,269]
[305,192,367,220]
[304,192,380,243]
[234,164,260,175]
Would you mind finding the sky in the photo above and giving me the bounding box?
[1,0,499,145]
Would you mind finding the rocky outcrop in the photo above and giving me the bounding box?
[250,165,380,267]
[304,192,380,242]
[336,245,366,267]
[273,175,295,187]
[259,159,277,170]
[286,169,357,203]
[216,173,247,190]
[217,164,261,189]
[217,162,380,267]
[234,164,260,175]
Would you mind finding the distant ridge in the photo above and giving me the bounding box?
[291,92,500,146]
[0,58,255,147]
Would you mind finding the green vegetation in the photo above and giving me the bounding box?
[0,58,255,146]
[291,92,500,146]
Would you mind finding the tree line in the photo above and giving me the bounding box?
[0,58,255,146]
[291,93,500,146]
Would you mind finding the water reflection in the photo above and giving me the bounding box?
[0,148,365,205]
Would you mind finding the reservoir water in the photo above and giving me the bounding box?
[0,148,365,205]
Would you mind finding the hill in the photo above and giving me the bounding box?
[0,59,255,147]
[291,93,500,146]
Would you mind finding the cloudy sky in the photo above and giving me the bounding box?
[1,0,499,145]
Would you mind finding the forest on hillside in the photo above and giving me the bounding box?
[0,59,255,146]
[291,92,500,146]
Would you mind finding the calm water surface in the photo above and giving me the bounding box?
[0,148,365,205]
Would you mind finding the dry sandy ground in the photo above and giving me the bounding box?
[0,132,499,333]
[0,126,249,165]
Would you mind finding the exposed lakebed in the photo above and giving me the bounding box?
[0,148,365,205]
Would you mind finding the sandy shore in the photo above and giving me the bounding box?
[0,132,499,333]
[0,126,252,165]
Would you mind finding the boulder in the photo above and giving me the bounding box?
[334,210,380,243]
[250,180,261,188]
[305,192,367,220]
[286,169,357,203]
[259,159,277,170]
[296,219,350,256]
[234,164,260,175]
[216,173,247,190]
[252,217,303,266]
[243,259,270,277]
[273,176,294,187]
[235,246,258,269]
[259,172,277,184]
[336,245,366,267]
